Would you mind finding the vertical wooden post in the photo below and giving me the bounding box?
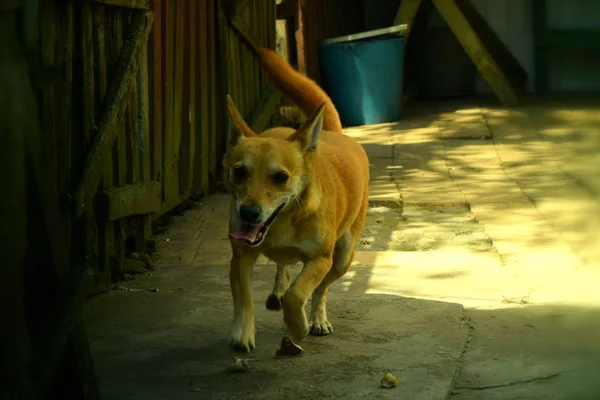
[187,0,197,197]
[163,0,176,206]
[81,0,103,291]
[95,5,117,291]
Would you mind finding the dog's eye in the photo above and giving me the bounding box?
[233,166,248,181]
[273,171,289,184]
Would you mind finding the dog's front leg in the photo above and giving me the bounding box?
[229,249,260,352]
[283,255,332,343]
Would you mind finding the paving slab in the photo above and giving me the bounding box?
[344,123,394,158]
[85,262,468,400]
[451,305,600,400]
[350,251,529,308]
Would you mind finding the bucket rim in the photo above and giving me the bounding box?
[320,24,407,46]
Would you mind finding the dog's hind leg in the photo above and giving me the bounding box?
[229,249,260,353]
[310,192,368,336]
[266,264,291,311]
[309,229,355,336]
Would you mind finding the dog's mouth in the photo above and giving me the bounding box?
[228,202,287,246]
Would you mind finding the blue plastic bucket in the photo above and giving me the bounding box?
[319,34,405,127]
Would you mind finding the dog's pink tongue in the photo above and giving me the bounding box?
[228,223,261,242]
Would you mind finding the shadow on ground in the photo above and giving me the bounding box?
[84,263,467,400]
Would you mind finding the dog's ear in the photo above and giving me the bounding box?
[288,102,326,153]
[227,95,256,146]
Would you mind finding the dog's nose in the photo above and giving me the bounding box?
[239,205,261,223]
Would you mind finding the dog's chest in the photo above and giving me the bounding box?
[261,224,320,265]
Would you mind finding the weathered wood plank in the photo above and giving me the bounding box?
[232,0,252,18]
[126,71,140,184]
[72,10,154,217]
[431,0,520,106]
[186,0,197,198]
[203,0,213,184]
[393,0,425,43]
[113,11,129,256]
[81,0,100,288]
[249,86,282,133]
[207,0,219,181]
[0,24,35,396]
[228,15,259,57]
[139,23,150,182]
[95,0,151,10]
[171,0,186,198]
[138,11,152,239]
[150,0,163,185]
[218,4,234,149]
[194,0,210,195]
[82,2,96,149]
[93,5,116,290]
[98,181,161,221]
[162,0,176,206]
[114,12,127,188]
[178,0,192,199]
[10,8,100,394]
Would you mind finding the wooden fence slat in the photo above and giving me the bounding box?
[115,12,127,187]
[113,11,129,255]
[98,182,162,221]
[139,31,150,182]
[72,10,154,217]
[127,72,140,184]
[178,0,192,199]
[93,5,117,288]
[151,0,163,187]
[187,0,197,197]
[162,0,176,207]
[194,0,210,195]
[81,1,101,291]
[170,0,186,203]
[249,86,282,133]
[95,0,152,10]
[207,0,218,181]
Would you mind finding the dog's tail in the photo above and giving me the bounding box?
[257,47,343,133]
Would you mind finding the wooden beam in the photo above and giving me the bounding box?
[94,0,152,10]
[233,0,252,17]
[456,0,527,87]
[248,86,282,133]
[98,181,161,221]
[393,0,427,43]
[0,27,35,397]
[72,11,154,218]
[431,0,520,106]
[228,15,260,55]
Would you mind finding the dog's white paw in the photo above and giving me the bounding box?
[228,326,256,353]
[310,319,333,336]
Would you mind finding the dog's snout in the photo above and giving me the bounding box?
[239,204,261,224]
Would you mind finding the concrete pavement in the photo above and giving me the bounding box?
[85,96,600,399]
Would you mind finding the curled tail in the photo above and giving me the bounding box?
[257,47,343,133]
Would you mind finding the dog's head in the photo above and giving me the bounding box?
[222,95,325,247]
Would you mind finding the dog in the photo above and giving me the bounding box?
[222,47,370,352]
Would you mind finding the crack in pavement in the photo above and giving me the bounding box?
[452,368,580,392]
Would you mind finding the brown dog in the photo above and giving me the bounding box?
[222,48,370,352]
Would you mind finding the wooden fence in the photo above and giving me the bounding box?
[36,0,278,296]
